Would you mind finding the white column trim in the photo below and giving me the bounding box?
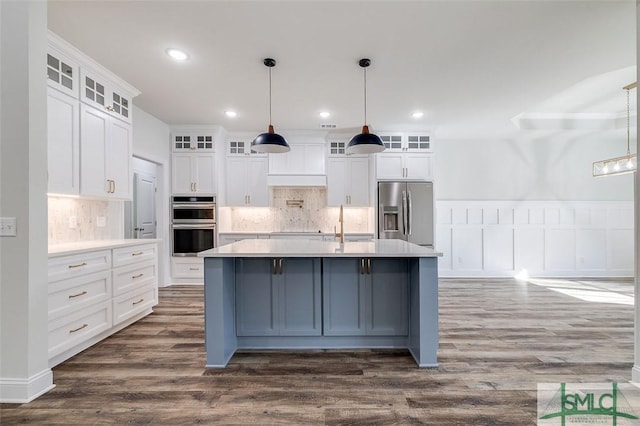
[0,369,55,403]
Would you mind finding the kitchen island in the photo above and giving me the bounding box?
[199,239,441,368]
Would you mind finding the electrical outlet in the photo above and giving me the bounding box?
[0,217,17,237]
[69,216,77,229]
[97,216,106,227]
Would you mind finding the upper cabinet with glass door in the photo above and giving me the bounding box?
[226,139,266,157]
[379,133,432,153]
[46,45,78,98]
[80,67,133,124]
[172,133,216,152]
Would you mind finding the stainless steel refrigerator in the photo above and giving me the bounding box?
[377,181,434,246]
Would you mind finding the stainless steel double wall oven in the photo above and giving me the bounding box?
[171,196,217,256]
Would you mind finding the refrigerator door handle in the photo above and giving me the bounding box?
[407,190,412,236]
[402,190,408,235]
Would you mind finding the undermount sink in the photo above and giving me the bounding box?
[271,231,323,234]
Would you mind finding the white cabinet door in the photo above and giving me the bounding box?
[327,158,348,206]
[348,157,370,206]
[376,154,404,180]
[246,157,268,206]
[405,154,432,180]
[172,154,216,194]
[194,154,216,194]
[108,119,132,199]
[172,154,193,194]
[268,143,325,175]
[47,89,79,195]
[80,104,109,197]
[225,157,248,205]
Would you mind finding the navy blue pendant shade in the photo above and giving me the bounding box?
[252,125,290,153]
[346,58,385,155]
[347,125,385,154]
[251,58,290,153]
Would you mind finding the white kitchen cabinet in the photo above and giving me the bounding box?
[172,133,215,152]
[376,152,432,181]
[225,156,268,206]
[48,242,158,367]
[80,68,132,124]
[46,46,78,98]
[47,88,80,195]
[379,133,432,153]
[80,104,132,199]
[171,257,204,279]
[327,157,370,206]
[172,153,217,194]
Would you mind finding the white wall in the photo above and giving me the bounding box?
[0,0,54,402]
[434,132,634,201]
[131,106,171,287]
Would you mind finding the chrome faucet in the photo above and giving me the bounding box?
[334,204,344,244]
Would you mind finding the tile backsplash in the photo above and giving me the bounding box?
[220,187,373,233]
[48,196,121,244]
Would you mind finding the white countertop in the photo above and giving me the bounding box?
[218,231,374,236]
[48,239,161,257]
[199,239,441,258]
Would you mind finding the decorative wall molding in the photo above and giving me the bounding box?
[436,201,634,278]
[0,369,54,403]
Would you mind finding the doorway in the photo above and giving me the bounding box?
[126,157,158,239]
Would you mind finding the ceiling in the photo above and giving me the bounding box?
[47,0,636,139]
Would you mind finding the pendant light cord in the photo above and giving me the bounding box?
[363,67,367,125]
[269,66,273,126]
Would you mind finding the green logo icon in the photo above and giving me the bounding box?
[539,383,639,425]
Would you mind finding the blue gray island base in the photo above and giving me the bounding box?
[203,254,438,368]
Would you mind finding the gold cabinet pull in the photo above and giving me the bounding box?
[272,258,277,275]
[68,291,87,299]
[132,273,144,279]
[367,258,371,274]
[132,298,144,305]
[189,267,199,271]
[131,251,143,256]
[278,258,283,275]
[360,258,365,274]
[69,323,88,333]
[68,262,87,269]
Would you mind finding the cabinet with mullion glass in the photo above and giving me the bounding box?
[46,47,78,97]
[227,140,266,156]
[80,68,133,124]
[172,133,215,152]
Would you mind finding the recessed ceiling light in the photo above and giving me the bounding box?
[319,111,331,119]
[166,48,189,61]
[225,110,238,118]
[411,111,424,119]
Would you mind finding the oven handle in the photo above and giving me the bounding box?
[172,203,216,209]
[172,224,216,229]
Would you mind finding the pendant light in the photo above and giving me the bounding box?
[251,58,290,153]
[592,82,637,177]
[346,58,385,155]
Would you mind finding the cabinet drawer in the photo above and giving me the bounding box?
[48,250,111,283]
[48,270,111,320]
[112,260,157,296]
[48,300,112,358]
[171,257,204,278]
[112,243,157,267]
[113,283,156,325]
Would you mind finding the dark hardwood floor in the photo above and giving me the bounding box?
[1,278,636,425]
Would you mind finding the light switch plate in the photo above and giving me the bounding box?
[0,217,17,237]
[97,216,106,227]
[69,216,77,228]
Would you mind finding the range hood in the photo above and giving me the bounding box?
[266,134,327,186]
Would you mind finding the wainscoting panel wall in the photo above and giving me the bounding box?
[436,201,633,277]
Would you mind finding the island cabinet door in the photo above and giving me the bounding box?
[367,258,409,336]
[279,258,322,336]
[322,258,367,336]
[235,258,278,336]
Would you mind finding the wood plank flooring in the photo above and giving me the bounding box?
[1,278,636,425]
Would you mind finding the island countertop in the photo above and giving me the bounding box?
[198,238,442,258]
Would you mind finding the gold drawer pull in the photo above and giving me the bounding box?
[68,291,87,299]
[69,323,88,333]
[68,262,87,269]
[132,298,144,305]
[131,251,144,256]
[189,267,199,271]
[132,273,144,279]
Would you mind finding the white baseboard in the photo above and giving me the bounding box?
[0,368,55,403]
[632,366,640,384]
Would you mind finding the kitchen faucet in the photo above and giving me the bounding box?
[334,204,344,244]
